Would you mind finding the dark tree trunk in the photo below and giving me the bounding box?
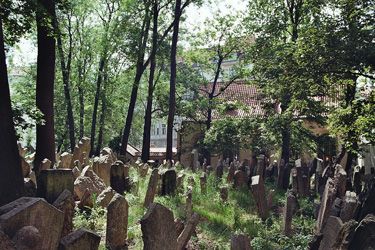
[141,0,159,163]
[90,58,105,156]
[78,86,84,138]
[95,99,106,156]
[0,19,25,206]
[57,21,75,152]
[166,0,182,161]
[34,0,57,172]
[281,128,291,164]
[119,9,151,156]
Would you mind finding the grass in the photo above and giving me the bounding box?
[73,165,315,249]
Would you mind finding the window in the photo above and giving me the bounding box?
[152,126,155,135]
[157,128,159,135]
[162,124,166,135]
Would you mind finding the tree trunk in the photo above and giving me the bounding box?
[90,58,105,156]
[78,86,84,138]
[57,21,75,152]
[0,19,25,206]
[281,128,291,164]
[119,9,151,156]
[34,0,57,172]
[141,1,159,163]
[95,99,106,156]
[166,0,182,161]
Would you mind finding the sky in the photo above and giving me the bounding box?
[9,0,247,66]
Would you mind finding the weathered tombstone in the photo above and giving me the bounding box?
[256,154,266,180]
[307,233,323,250]
[110,161,126,194]
[58,228,101,250]
[296,159,306,197]
[340,191,357,223]
[283,192,296,236]
[329,198,342,217]
[140,164,149,178]
[175,218,184,237]
[24,178,37,197]
[347,214,375,249]
[318,216,343,250]
[233,170,247,188]
[220,187,228,202]
[200,172,207,194]
[0,229,17,250]
[190,149,198,172]
[316,178,337,232]
[69,137,91,169]
[356,176,375,222]
[216,164,224,180]
[227,162,236,183]
[144,169,159,208]
[177,173,185,192]
[251,175,268,219]
[334,165,347,199]
[78,188,94,210]
[74,160,82,172]
[292,168,298,194]
[177,212,201,250]
[53,190,75,238]
[332,219,358,249]
[162,169,177,195]
[38,158,52,174]
[97,154,113,186]
[20,156,31,178]
[106,194,128,250]
[97,187,116,208]
[59,152,73,169]
[0,197,64,250]
[36,169,74,204]
[73,176,104,201]
[186,187,192,222]
[140,203,177,250]
[81,166,106,191]
[230,232,253,250]
[12,226,42,250]
[72,166,80,180]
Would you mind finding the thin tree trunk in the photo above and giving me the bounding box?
[95,98,106,156]
[57,20,75,152]
[281,128,291,164]
[90,58,105,156]
[34,0,57,172]
[119,7,151,156]
[0,19,25,206]
[166,0,182,161]
[78,86,84,138]
[142,0,159,163]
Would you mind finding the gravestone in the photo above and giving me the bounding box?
[190,149,198,172]
[59,152,73,169]
[251,175,268,219]
[162,169,177,195]
[216,164,224,179]
[144,169,159,208]
[97,187,116,208]
[174,218,184,237]
[69,137,91,169]
[20,156,31,177]
[316,178,337,231]
[106,194,128,250]
[12,226,42,250]
[73,176,105,201]
[0,197,64,250]
[97,154,114,186]
[53,190,75,238]
[283,192,296,236]
[256,154,266,180]
[233,170,247,188]
[177,212,201,250]
[140,164,149,178]
[230,232,253,250]
[37,169,74,204]
[227,162,236,183]
[177,173,185,192]
[110,161,126,194]
[200,172,207,194]
[340,191,357,223]
[0,229,17,250]
[81,166,106,192]
[140,203,177,250]
[334,165,347,199]
[318,216,343,250]
[186,187,192,222]
[220,187,228,202]
[58,228,101,250]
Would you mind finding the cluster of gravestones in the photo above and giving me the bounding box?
[190,148,375,250]
[1,137,208,249]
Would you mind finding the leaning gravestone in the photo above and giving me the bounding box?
[53,189,75,238]
[69,137,91,169]
[106,194,128,250]
[144,169,159,208]
[251,175,269,219]
[0,197,64,250]
[177,212,201,250]
[36,169,75,204]
[140,202,177,250]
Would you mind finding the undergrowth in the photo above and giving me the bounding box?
[73,166,315,249]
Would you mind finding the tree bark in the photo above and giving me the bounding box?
[0,19,25,206]
[34,0,57,172]
[166,0,182,161]
[281,128,291,164]
[78,86,84,138]
[141,0,159,163]
[90,58,105,156]
[95,98,106,156]
[57,20,75,152]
